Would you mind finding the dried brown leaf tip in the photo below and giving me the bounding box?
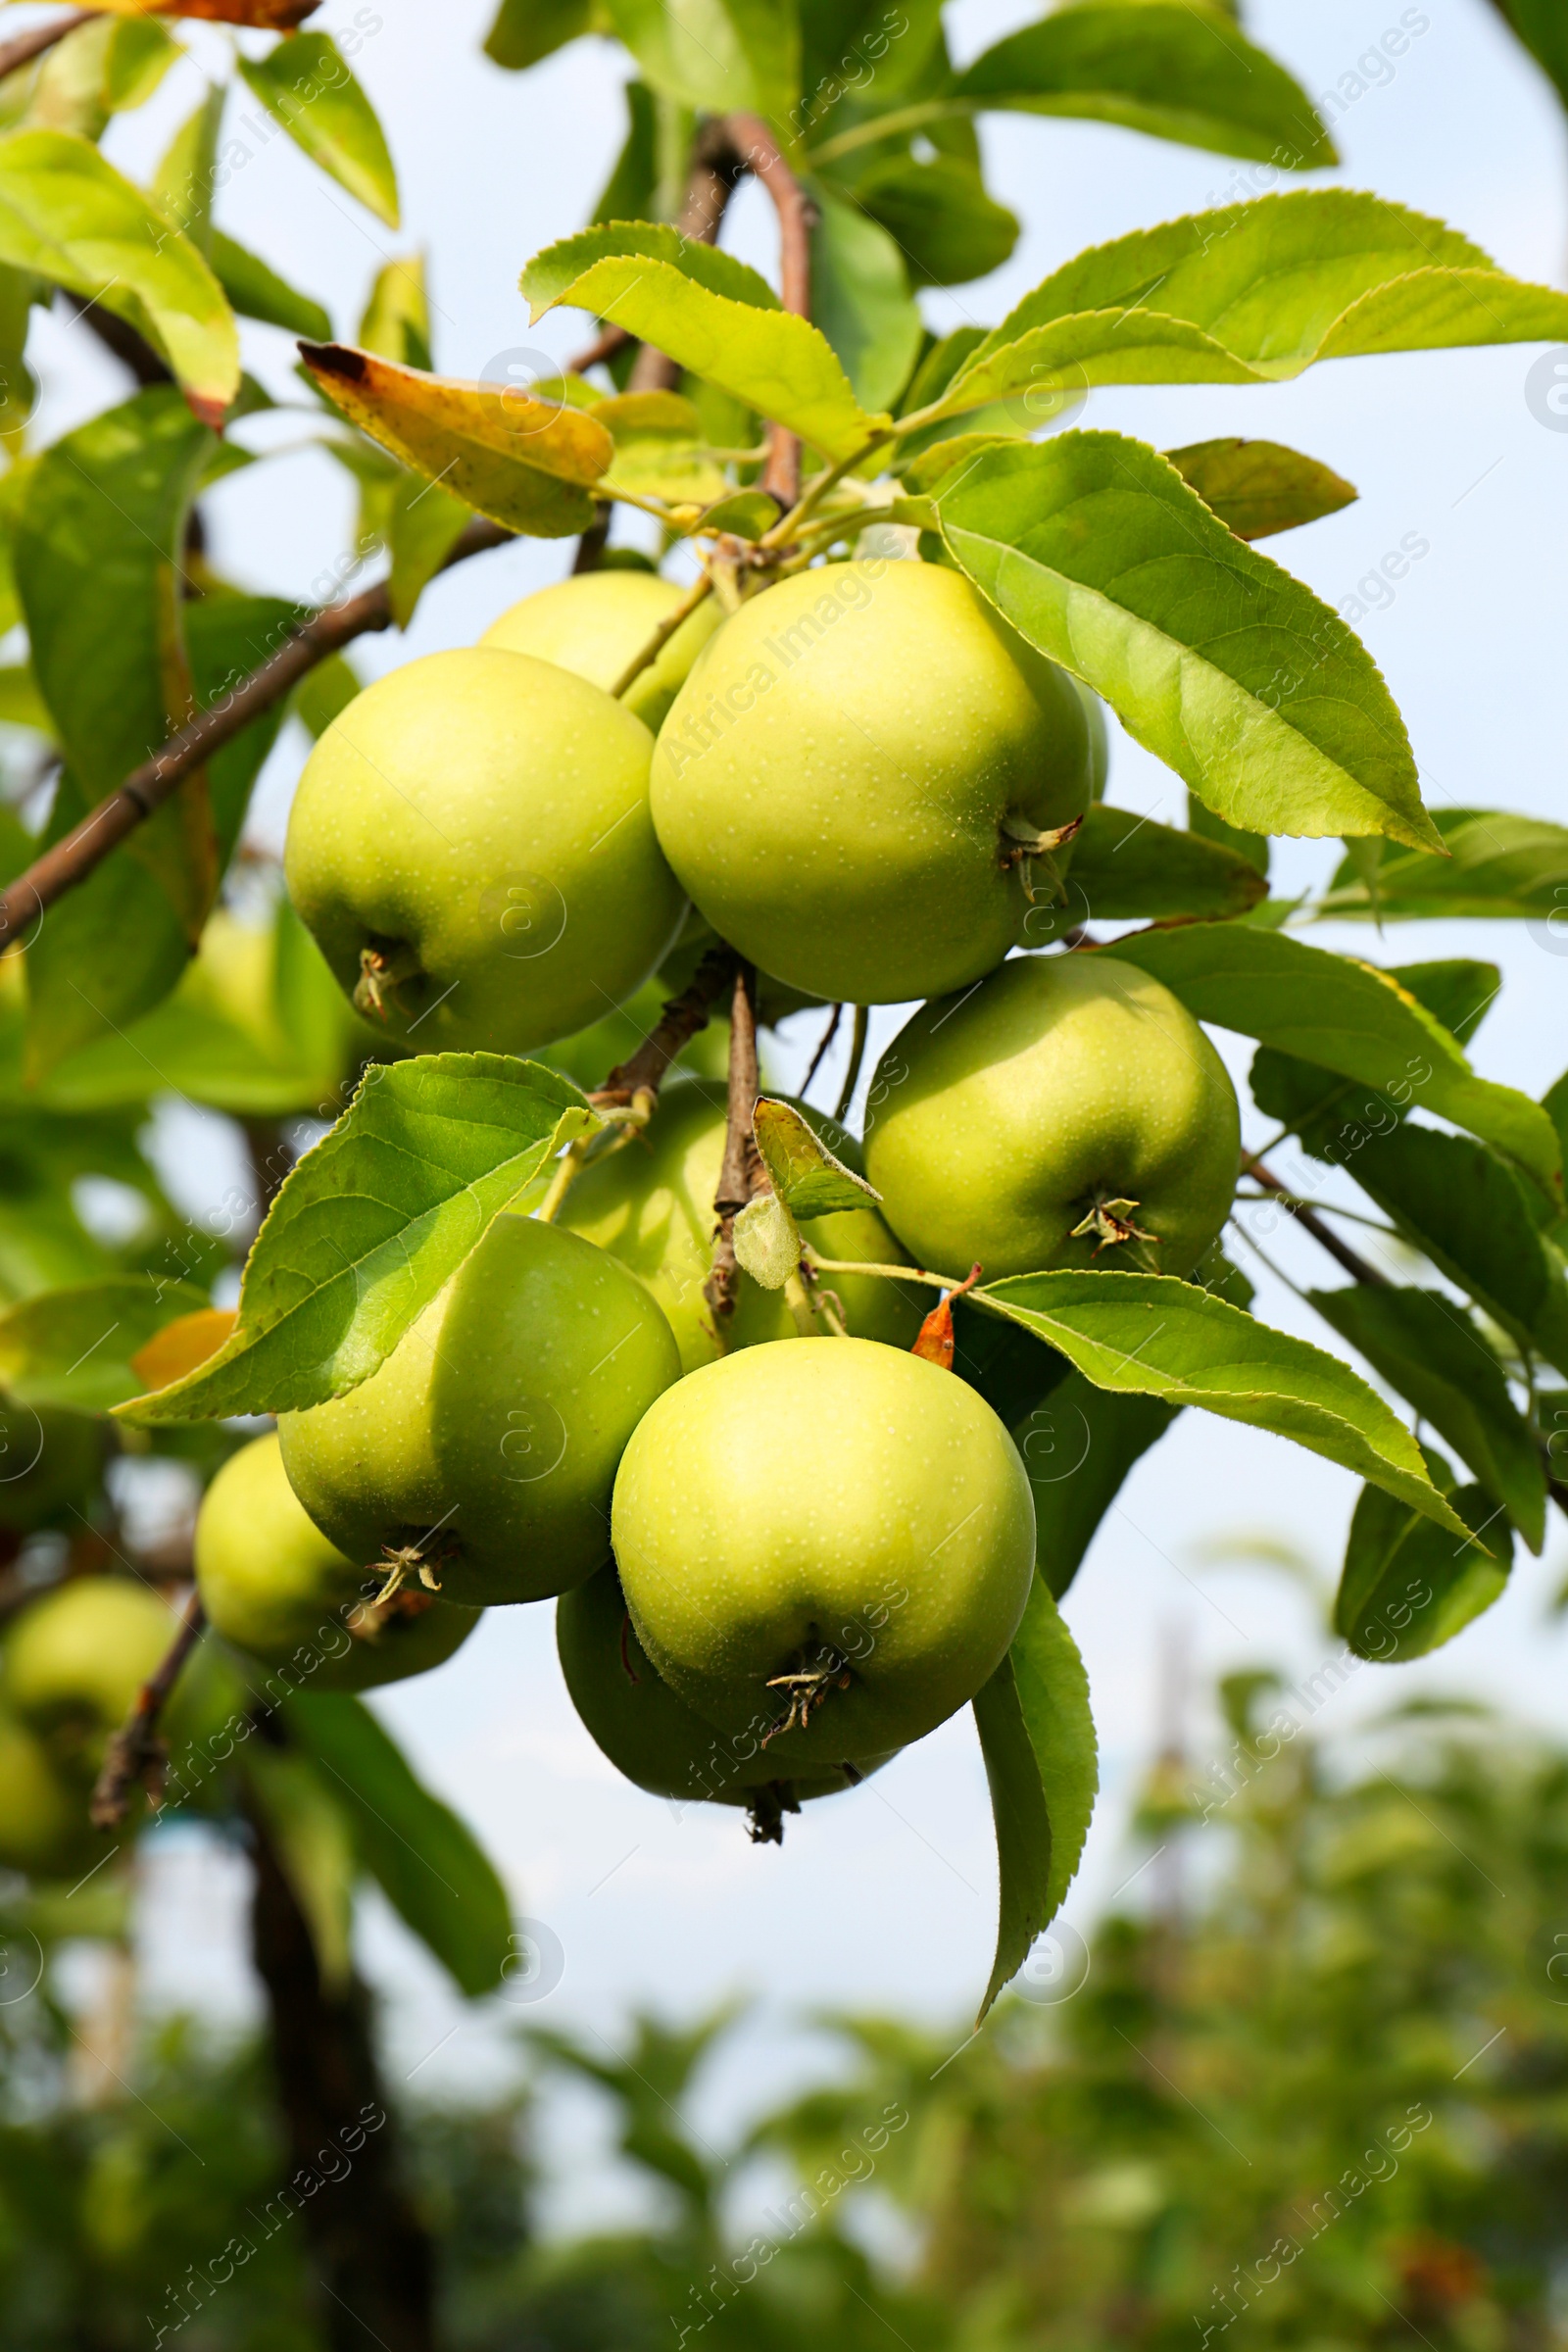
[911,1264,982,1371]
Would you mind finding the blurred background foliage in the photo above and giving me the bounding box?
[5,1675,1567,2351]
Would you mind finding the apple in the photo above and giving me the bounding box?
[558,1561,888,1830]
[284,647,686,1056]
[558,1080,926,1371]
[0,1401,101,1533]
[0,1702,105,1879]
[648,560,1094,1004]
[481,570,723,734]
[3,1575,186,1777]
[612,1338,1036,1767]
[278,1214,681,1608]
[195,1434,479,1690]
[863,953,1240,1281]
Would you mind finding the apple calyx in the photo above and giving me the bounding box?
[354,940,423,1020]
[1070,1195,1158,1256]
[763,1642,853,1740]
[999,811,1083,905]
[373,1542,447,1605]
[345,1581,439,1645]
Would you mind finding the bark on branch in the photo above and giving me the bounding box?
[0,10,93,82]
[589,944,737,1108]
[718,112,815,508]
[0,517,511,954]
[704,958,763,1322]
[90,1587,206,1830]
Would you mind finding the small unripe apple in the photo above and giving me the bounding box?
[648,561,1093,1004]
[0,1703,105,1880]
[284,647,686,1056]
[0,1401,101,1534]
[558,1561,886,1824]
[3,1576,183,1777]
[481,571,723,733]
[612,1338,1035,1766]
[559,1080,925,1371]
[864,953,1240,1280]
[278,1215,681,1608]
[196,1434,478,1690]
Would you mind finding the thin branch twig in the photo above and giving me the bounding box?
[720,112,816,509]
[1250,1163,1392,1290]
[90,1589,207,1831]
[705,959,763,1323]
[589,945,737,1108]
[0,10,93,82]
[802,1003,843,1099]
[0,517,511,954]
[834,1005,869,1123]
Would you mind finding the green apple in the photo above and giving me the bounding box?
[284,647,686,1056]
[3,1576,184,1777]
[863,953,1240,1280]
[0,1400,100,1533]
[278,1215,681,1608]
[481,570,723,734]
[0,1702,104,1879]
[558,1560,887,1834]
[195,1434,479,1690]
[559,1080,925,1371]
[648,560,1093,1004]
[612,1337,1035,1767]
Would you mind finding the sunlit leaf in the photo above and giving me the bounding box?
[0,1277,208,1411]
[212,228,329,340]
[237,32,399,228]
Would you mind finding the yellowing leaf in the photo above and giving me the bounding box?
[129,1305,236,1391]
[300,342,612,539]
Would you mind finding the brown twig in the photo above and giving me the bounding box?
[572,501,612,573]
[570,122,746,385]
[0,10,93,83]
[1250,1163,1392,1290]
[802,1003,843,1098]
[834,1004,869,1124]
[589,944,737,1108]
[0,516,511,954]
[704,958,763,1322]
[720,112,815,507]
[90,1588,206,1831]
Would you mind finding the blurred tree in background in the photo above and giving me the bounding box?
[6,1674,1568,2351]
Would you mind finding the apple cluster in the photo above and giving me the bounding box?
[177,553,1242,1839]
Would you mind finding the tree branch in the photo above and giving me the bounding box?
[90,1587,206,1831]
[720,112,816,508]
[0,9,93,82]
[0,516,511,954]
[1250,1163,1392,1290]
[589,944,737,1109]
[705,958,763,1323]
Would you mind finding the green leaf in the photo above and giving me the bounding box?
[359,255,431,371]
[1106,925,1562,1194]
[301,341,611,538]
[237,33,399,229]
[184,592,301,858]
[1011,1577,1097,1933]
[753,1096,880,1217]
[0,1277,208,1411]
[952,3,1335,167]
[927,192,1568,425]
[941,433,1438,855]
[972,1651,1051,2024]
[119,1054,598,1424]
[1317,1124,1568,1382]
[0,128,238,423]
[1335,1478,1511,1663]
[808,184,922,416]
[388,470,471,628]
[732,1189,801,1290]
[854,157,1018,290]
[17,387,217,1070]
[601,0,800,120]
[1013,1378,1180,1597]
[592,77,658,222]
[292,652,361,739]
[1164,437,1357,542]
[1309,1284,1545,1553]
[485,0,596,70]
[151,82,224,255]
[1188,790,1268,879]
[976,1270,1471,1540]
[973,1576,1097,2021]
[243,1744,356,1992]
[524,230,886,461]
[596,389,728,507]
[697,489,782,539]
[1494,0,1568,111]
[1063,804,1267,923]
[286,1692,513,1999]
[212,228,330,341]
[1318,807,1568,921]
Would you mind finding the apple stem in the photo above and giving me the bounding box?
[89,1586,207,1832]
[609,567,717,702]
[782,1268,821,1337]
[804,1250,971,1295]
